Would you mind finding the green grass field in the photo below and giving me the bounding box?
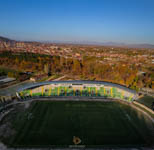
[3,100,154,148]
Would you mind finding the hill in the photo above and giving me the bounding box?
[0,36,15,42]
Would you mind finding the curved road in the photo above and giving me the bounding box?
[0,75,66,96]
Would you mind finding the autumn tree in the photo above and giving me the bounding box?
[44,64,51,76]
[73,59,82,74]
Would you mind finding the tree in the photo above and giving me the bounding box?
[8,72,14,78]
[73,59,81,74]
[44,64,51,76]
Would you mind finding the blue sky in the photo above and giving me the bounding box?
[0,0,154,44]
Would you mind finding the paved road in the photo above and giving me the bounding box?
[0,75,66,96]
[0,80,33,96]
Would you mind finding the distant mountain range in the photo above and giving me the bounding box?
[126,44,154,49]
[0,36,154,49]
[100,42,154,49]
[62,41,154,49]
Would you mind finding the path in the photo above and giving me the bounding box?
[52,75,66,81]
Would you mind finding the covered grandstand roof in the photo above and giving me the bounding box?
[17,80,137,94]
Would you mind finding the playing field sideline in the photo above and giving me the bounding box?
[2,100,154,148]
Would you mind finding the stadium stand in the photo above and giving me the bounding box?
[17,81,138,102]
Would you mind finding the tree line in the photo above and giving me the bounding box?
[0,51,153,90]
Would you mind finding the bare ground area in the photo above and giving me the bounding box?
[0,122,15,138]
[0,104,25,146]
[0,141,7,150]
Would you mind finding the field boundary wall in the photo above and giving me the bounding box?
[133,101,154,115]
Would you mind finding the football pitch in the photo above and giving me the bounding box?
[4,100,154,148]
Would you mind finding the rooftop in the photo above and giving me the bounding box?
[18,80,137,94]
